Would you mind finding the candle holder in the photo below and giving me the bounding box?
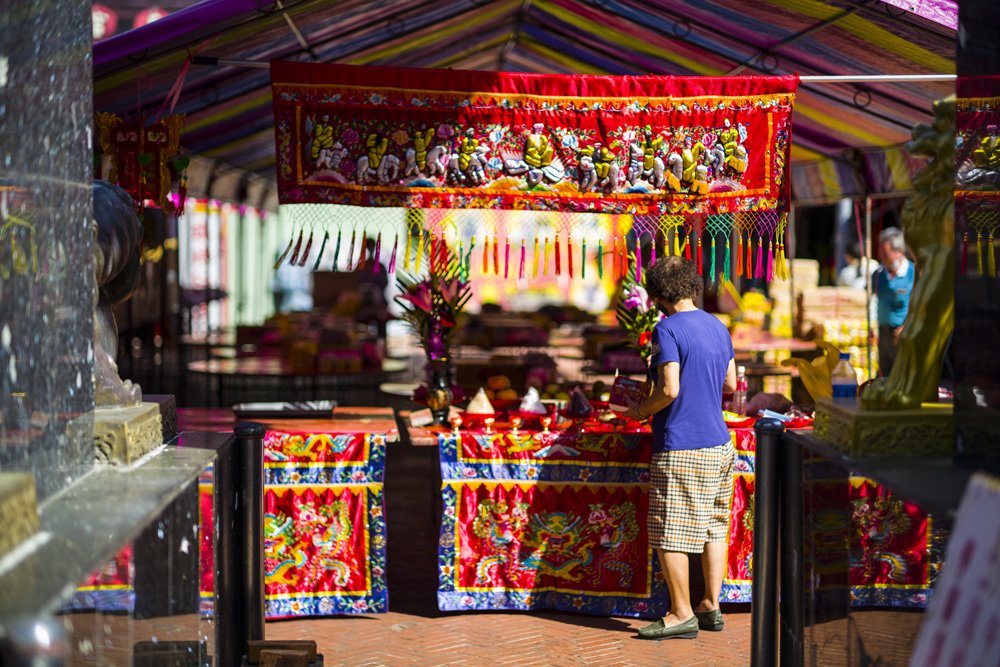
[449,414,463,437]
[539,416,552,434]
[510,415,523,441]
[483,416,495,434]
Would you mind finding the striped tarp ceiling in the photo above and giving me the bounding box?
[93,0,956,205]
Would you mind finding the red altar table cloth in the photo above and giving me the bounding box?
[436,421,940,614]
[199,418,392,618]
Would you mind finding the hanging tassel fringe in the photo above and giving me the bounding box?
[519,240,526,280]
[649,230,657,266]
[635,242,642,282]
[766,238,774,283]
[544,237,550,276]
[581,239,587,279]
[597,239,603,279]
[555,234,562,276]
[273,231,295,270]
[754,236,764,279]
[332,229,343,271]
[373,233,382,273]
[298,230,314,267]
[960,233,968,276]
[533,237,539,278]
[990,236,997,279]
[696,239,703,276]
[504,237,510,279]
[709,236,717,286]
[313,230,330,271]
[684,231,692,261]
[723,239,731,284]
[567,235,574,278]
[735,234,744,277]
[289,228,304,266]
[387,235,398,274]
[745,237,753,279]
[493,235,500,275]
[465,237,476,280]
[482,235,490,275]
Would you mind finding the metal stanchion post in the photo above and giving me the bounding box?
[212,436,241,667]
[779,431,804,667]
[235,422,266,652]
[751,418,784,667]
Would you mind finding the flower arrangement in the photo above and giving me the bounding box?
[394,252,471,362]
[616,263,663,361]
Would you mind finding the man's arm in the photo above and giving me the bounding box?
[723,358,737,394]
[625,362,679,420]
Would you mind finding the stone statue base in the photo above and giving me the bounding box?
[94,402,164,465]
[814,397,953,458]
[0,473,39,559]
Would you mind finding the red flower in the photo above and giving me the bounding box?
[638,331,652,347]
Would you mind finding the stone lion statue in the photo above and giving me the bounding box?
[93,180,144,407]
[861,98,954,410]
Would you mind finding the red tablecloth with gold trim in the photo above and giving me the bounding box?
[437,423,941,614]
[199,427,389,618]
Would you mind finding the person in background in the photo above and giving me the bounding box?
[836,242,880,290]
[623,256,737,641]
[873,227,914,376]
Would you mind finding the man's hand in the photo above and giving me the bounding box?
[623,398,645,421]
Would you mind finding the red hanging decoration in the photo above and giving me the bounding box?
[504,237,510,279]
[95,112,186,212]
[519,240,526,280]
[735,234,744,277]
[298,230,314,267]
[745,237,753,279]
[567,235,574,278]
[684,230,692,261]
[483,235,490,274]
[555,233,562,276]
[696,238,703,276]
[493,234,500,275]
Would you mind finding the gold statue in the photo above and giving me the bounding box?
[861,98,954,410]
[781,341,842,401]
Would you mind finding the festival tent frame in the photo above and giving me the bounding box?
[92,0,956,208]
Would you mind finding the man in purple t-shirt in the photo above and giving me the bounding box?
[623,256,736,640]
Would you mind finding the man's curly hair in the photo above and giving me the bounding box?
[644,256,703,304]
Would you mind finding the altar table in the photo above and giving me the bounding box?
[429,420,940,615]
[198,408,398,619]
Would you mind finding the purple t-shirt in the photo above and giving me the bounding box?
[649,309,734,452]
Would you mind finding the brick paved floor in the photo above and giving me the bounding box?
[263,424,753,667]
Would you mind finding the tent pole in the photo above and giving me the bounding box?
[799,74,955,83]
[865,195,874,380]
[188,56,955,85]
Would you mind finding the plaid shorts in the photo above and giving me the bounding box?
[647,440,735,553]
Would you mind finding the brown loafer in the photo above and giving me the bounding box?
[636,615,699,640]
[696,609,724,631]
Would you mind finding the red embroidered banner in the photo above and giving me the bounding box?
[271,62,797,215]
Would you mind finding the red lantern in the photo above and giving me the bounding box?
[92,4,118,41]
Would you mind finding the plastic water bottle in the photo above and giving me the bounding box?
[832,352,859,399]
[732,366,748,415]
